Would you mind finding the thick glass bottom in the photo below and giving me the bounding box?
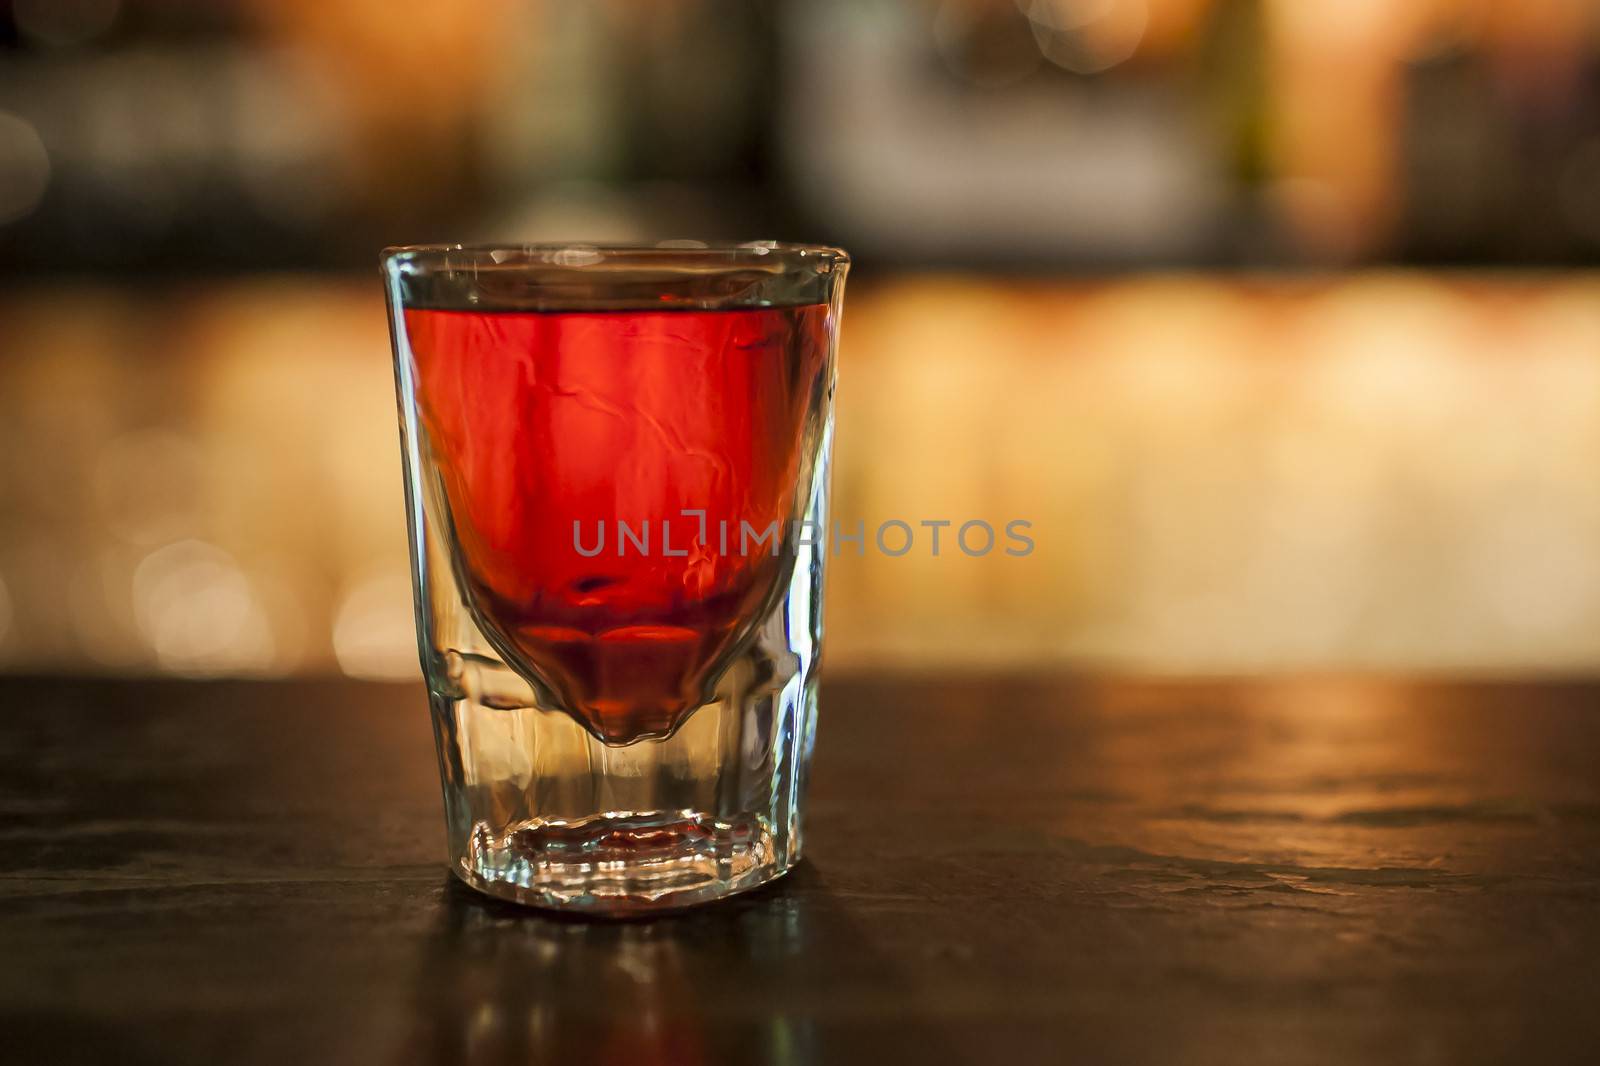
[426,637,816,917]
[455,809,791,915]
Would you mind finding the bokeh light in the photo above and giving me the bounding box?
[0,112,51,225]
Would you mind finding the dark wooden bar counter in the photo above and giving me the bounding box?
[2,675,1598,1064]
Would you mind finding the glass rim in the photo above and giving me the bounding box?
[382,240,850,274]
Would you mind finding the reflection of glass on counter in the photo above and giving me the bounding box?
[402,883,816,1066]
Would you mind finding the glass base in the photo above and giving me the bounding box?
[426,636,816,917]
[455,809,791,915]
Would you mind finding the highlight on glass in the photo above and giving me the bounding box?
[381,241,849,914]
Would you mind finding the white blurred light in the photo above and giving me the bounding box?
[1297,278,1471,425]
[14,0,120,48]
[1019,0,1118,32]
[1020,0,1147,74]
[131,540,276,675]
[332,574,420,681]
[0,112,51,225]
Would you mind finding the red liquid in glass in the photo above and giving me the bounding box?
[406,304,831,743]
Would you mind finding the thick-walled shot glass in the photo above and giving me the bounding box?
[381,242,848,914]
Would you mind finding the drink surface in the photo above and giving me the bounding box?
[406,303,831,743]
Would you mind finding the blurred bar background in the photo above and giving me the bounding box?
[2,0,1599,680]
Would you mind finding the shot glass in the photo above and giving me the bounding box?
[381,242,848,914]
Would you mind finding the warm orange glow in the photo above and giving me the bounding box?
[3,274,1600,678]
